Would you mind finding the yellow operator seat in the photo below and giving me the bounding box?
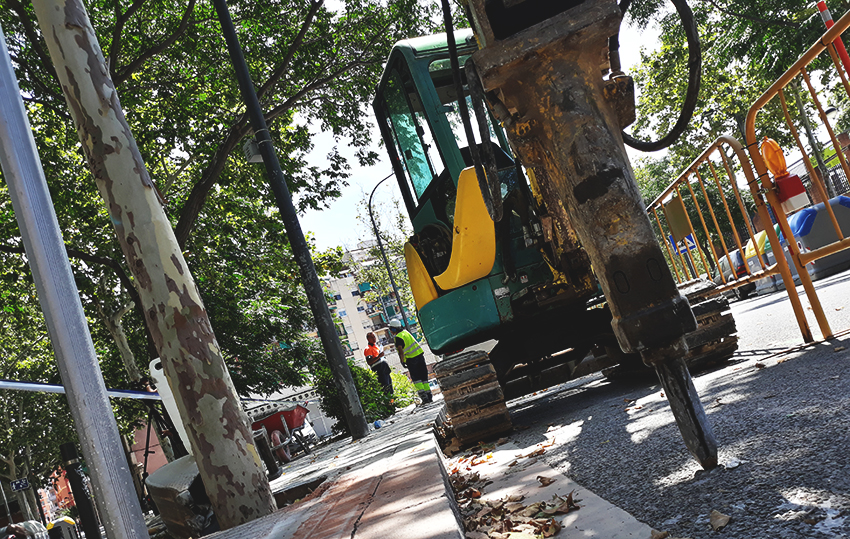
[434,166,496,290]
[404,241,439,310]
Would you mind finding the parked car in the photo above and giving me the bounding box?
[714,248,756,300]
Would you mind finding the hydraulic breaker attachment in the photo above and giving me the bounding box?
[465,0,717,468]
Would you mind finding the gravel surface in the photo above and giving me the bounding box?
[506,270,850,538]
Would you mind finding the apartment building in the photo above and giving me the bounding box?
[324,242,437,372]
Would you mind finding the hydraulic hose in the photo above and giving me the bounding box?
[621,0,702,152]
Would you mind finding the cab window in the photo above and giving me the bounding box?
[382,68,437,200]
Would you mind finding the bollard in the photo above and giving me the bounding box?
[59,443,101,539]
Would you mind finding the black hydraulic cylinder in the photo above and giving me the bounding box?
[60,443,101,539]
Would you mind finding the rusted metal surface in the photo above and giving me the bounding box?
[472,1,695,354]
[602,75,637,129]
[462,0,715,468]
[653,357,718,469]
[32,0,275,528]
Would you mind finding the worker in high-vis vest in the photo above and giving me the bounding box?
[389,319,433,404]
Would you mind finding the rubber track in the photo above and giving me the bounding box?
[437,351,512,446]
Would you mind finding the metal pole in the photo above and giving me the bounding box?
[1,482,11,523]
[60,444,102,539]
[0,23,148,539]
[212,0,368,439]
[792,80,836,198]
[816,1,850,74]
[368,175,411,329]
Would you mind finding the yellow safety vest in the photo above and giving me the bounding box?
[397,330,424,360]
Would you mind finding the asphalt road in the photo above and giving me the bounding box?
[506,270,850,538]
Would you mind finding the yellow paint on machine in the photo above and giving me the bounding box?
[404,242,439,310]
[434,167,496,290]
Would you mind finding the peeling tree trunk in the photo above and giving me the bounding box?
[24,486,40,523]
[31,0,275,529]
[14,488,33,521]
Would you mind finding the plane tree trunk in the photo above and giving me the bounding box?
[31,0,275,529]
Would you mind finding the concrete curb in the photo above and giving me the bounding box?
[453,440,654,538]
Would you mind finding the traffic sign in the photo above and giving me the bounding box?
[10,478,29,491]
[668,233,697,255]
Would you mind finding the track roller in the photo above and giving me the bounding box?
[435,350,512,446]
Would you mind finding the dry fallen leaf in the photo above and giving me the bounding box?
[518,447,546,458]
[488,499,506,510]
[558,490,580,512]
[650,530,670,539]
[507,494,525,503]
[754,362,765,369]
[537,476,556,487]
[476,506,493,519]
[835,346,846,352]
[541,518,561,537]
[497,437,510,445]
[520,502,543,517]
[776,357,788,364]
[709,510,731,531]
[465,488,482,499]
[466,532,488,539]
[505,502,525,513]
[507,460,518,467]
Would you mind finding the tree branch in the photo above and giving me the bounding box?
[160,153,197,196]
[703,0,801,29]
[257,0,325,101]
[114,0,197,86]
[173,121,252,247]
[108,0,148,77]
[0,243,142,329]
[12,53,64,104]
[6,0,58,82]
[2,335,47,379]
[264,60,374,122]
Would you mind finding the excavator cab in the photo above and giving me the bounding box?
[373,30,600,357]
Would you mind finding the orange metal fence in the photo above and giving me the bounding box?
[648,10,850,343]
[743,9,850,341]
[646,136,812,342]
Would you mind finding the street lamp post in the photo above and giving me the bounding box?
[213,0,368,440]
[368,174,411,330]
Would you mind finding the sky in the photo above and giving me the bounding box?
[298,18,663,252]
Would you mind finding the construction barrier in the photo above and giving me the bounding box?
[650,9,850,343]
[743,8,850,341]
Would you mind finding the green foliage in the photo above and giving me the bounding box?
[390,371,416,408]
[313,245,347,278]
[312,360,396,434]
[0,0,443,485]
[626,1,832,173]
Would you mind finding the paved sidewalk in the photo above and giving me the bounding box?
[206,394,664,539]
[208,399,464,539]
